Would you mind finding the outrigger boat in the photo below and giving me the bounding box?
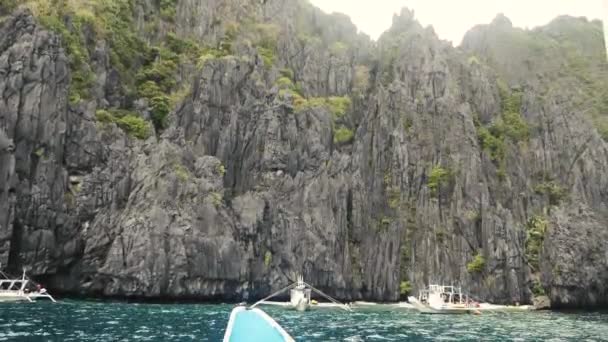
[408,284,479,314]
[0,267,56,303]
[258,276,352,312]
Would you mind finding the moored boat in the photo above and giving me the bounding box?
[408,284,478,314]
[223,306,294,342]
[0,267,56,303]
[257,275,351,312]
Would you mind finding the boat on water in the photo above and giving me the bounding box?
[258,276,351,312]
[223,306,294,342]
[0,267,56,303]
[408,284,479,314]
[408,284,532,314]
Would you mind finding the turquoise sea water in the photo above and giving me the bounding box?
[1,300,608,341]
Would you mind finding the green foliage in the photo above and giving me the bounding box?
[279,68,294,80]
[150,96,171,130]
[327,96,352,119]
[224,21,240,41]
[428,165,450,197]
[387,187,401,209]
[468,55,481,65]
[195,44,233,69]
[477,125,505,163]
[0,0,18,14]
[525,216,548,271]
[33,6,95,103]
[136,59,178,91]
[383,171,391,185]
[197,54,216,68]
[116,114,151,140]
[95,109,115,123]
[498,111,530,141]
[330,41,348,55]
[173,163,190,181]
[353,65,370,95]
[531,279,546,296]
[379,216,392,230]
[216,163,226,176]
[534,181,567,205]
[257,47,275,68]
[34,148,45,158]
[403,117,413,132]
[467,253,485,273]
[24,0,157,106]
[334,126,354,144]
[264,251,272,267]
[291,96,351,120]
[399,281,412,296]
[476,82,529,176]
[276,77,295,90]
[96,109,150,139]
[166,33,201,58]
[465,210,481,222]
[253,23,280,50]
[22,0,208,136]
[159,0,177,22]
[279,89,307,112]
[435,230,446,244]
[138,81,163,99]
[209,192,222,207]
[497,82,529,141]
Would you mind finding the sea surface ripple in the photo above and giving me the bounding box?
[1,300,607,341]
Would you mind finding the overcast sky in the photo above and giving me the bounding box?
[309,0,604,45]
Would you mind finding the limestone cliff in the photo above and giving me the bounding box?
[0,1,606,308]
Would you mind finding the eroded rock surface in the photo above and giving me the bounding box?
[0,2,606,307]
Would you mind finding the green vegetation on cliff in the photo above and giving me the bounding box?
[534,180,567,206]
[467,253,485,273]
[476,81,530,179]
[14,0,205,133]
[428,165,451,198]
[334,126,354,144]
[525,215,548,271]
[96,110,150,139]
[399,281,412,296]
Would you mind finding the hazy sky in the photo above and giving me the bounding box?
[309,0,604,45]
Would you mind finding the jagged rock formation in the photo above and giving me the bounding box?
[0,1,606,307]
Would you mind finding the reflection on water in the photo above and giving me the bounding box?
[1,300,607,341]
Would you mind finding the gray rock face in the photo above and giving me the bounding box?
[0,11,70,272]
[541,207,608,308]
[0,128,15,265]
[533,295,551,310]
[0,4,606,308]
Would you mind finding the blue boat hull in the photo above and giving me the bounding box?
[223,307,294,342]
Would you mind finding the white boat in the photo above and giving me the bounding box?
[408,284,478,314]
[255,275,351,312]
[0,268,56,303]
